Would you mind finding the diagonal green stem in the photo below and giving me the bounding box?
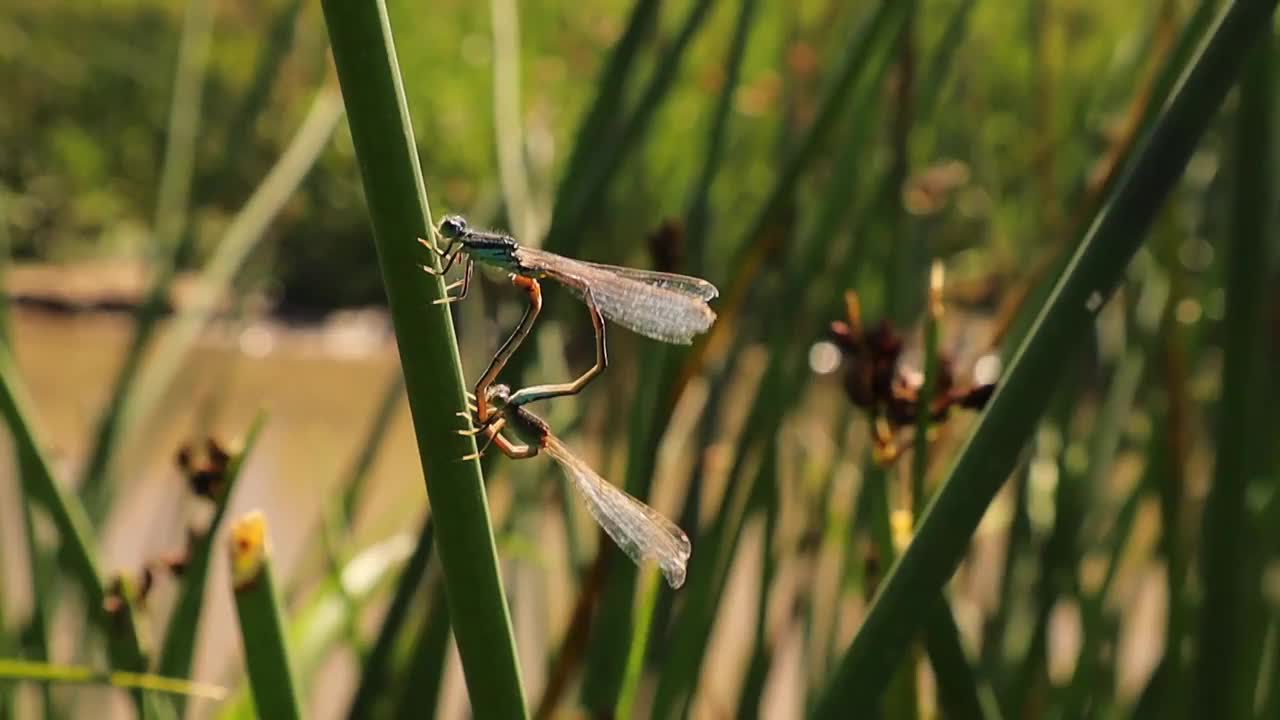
[79,0,214,520]
[319,0,526,715]
[812,0,1280,712]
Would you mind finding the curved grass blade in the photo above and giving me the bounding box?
[124,89,344,455]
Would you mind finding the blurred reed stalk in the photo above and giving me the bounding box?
[79,0,214,520]
[1192,25,1274,718]
[121,89,345,471]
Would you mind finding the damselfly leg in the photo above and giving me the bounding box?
[472,275,609,422]
[506,285,607,408]
[433,255,474,305]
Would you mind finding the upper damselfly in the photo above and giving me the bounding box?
[420,216,718,417]
[423,215,718,344]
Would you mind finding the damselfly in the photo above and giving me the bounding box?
[420,216,718,417]
[462,380,691,589]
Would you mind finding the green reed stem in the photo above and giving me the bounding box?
[320,0,526,715]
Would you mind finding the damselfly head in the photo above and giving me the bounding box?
[438,215,469,239]
[485,382,513,409]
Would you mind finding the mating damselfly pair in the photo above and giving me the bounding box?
[419,216,718,589]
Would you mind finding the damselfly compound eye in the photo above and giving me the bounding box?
[439,215,468,238]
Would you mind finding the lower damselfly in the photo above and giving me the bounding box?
[462,380,691,589]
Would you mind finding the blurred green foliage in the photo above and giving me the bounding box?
[3,0,1280,718]
[4,0,1147,310]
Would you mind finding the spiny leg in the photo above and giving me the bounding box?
[421,247,461,278]
[434,257,474,305]
[474,275,543,424]
[457,414,504,437]
[508,285,608,408]
[460,421,504,461]
[418,235,457,261]
[491,432,540,460]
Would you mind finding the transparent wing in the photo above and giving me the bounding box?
[544,435,691,589]
[516,247,717,345]
[575,260,718,301]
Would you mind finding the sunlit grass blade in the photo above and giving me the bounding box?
[613,566,665,719]
[649,9,911,711]
[544,0,658,247]
[684,0,759,273]
[1193,26,1274,719]
[79,0,214,520]
[489,0,535,240]
[320,0,526,714]
[124,89,344,455]
[390,573,452,718]
[157,412,268,683]
[0,658,226,701]
[547,0,717,254]
[812,0,1280,712]
[346,517,434,720]
[228,511,303,720]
